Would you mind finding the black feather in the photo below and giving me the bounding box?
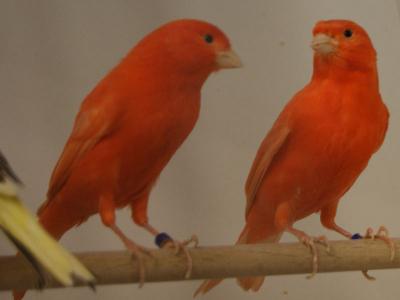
[0,151,23,185]
[1,228,46,288]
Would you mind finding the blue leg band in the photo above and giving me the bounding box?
[155,232,173,248]
[351,233,363,240]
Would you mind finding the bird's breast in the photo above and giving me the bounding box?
[261,87,388,222]
[113,91,201,205]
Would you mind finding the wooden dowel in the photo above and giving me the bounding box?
[1,239,399,291]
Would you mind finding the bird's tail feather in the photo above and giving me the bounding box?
[0,194,95,300]
[194,223,282,297]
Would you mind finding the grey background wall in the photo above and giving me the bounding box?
[1,1,400,299]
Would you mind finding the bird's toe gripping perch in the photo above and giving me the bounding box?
[155,232,199,279]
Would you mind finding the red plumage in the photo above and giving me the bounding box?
[14,19,241,299]
[196,19,389,295]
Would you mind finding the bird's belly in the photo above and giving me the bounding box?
[261,128,375,223]
[113,112,198,206]
[59,96,200,212]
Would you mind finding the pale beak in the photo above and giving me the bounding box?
[216,49,242,69]
[311,34,338,55]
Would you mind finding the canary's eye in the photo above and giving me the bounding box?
[204,34,214,44]
[343,29,353,38]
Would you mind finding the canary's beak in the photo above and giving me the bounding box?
[311,34,338,55]
[216,49,242,69]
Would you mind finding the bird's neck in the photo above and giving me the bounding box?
[311,55,379,88]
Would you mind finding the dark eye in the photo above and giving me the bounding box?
[343,29,353,38]
[204,34,214,44]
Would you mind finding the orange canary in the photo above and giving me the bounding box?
[195,19,389,296]
[14,19,241,300]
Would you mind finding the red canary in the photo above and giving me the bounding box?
[14,19,241,300]
[195,19,389,296]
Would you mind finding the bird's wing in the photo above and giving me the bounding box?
[0,192,95,286]
[244,122,291,217]
[43,94,122,207]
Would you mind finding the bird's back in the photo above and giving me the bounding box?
[38,49,203,235]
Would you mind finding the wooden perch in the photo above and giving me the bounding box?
[1,239,399,291]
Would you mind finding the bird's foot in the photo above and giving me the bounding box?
[109,224,153,287]
[168,235,198,279]
[155,232,199,279]
[122,238,152,287]
[287,228,327,279]
[301,235,330,279]
[301,236,318,279]
[365,226,395,261]
[314,235,331,254]
[358,226,395,281]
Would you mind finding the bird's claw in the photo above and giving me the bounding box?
[164,234,199,279]
[181,234,199,248]
[124,240,152,288]
[360,226,395,281]
[299,234,330,279]
[375,226,395,261]
[364,226,395,261]
[293,233,325,279]
[287,227,329,280]
[361,270,376,281]
[110,224,153,287]
[314,235,331,253]
[300,237,317,279]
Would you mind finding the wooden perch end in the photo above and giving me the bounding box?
[0,239,399,291]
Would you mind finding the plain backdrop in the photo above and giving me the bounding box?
[1,1,400,299]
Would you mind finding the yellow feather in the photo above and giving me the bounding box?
[0,182,95,286]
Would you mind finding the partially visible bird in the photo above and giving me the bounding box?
[15,19,241,299]
[0,151,95,290]
[195,19,390,296]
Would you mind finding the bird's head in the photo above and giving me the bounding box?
[130,19,242,85]
[311,20,376,71]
